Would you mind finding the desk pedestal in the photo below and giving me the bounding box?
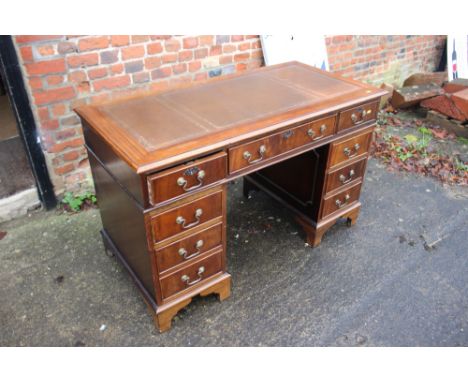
[244,127,371,247]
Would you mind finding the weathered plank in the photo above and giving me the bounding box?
[443,78,468,94]
[420,94,466,121]
[403,72,447,87]
[391,83,444,109]
[379,83,394,109]
[452,89,468,120]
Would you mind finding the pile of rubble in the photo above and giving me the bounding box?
[385,74,468,138]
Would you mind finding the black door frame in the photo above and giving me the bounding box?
[0,35,56,209]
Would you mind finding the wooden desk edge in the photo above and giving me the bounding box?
[76,93,386,175]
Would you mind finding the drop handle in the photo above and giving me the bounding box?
[181,266,205,286]
[339,169,355,184]
[343,143,361,158]
[243,144,267,164]
[335,194,351,208]
[178,239,204,260]
[307,124,327,141]
[351,108,367,124]
[177,170,206,192]
[176,208,203,229]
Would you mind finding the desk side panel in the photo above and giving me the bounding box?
[88,151,155,299]
[82,120,146,206]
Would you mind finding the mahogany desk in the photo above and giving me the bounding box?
[76,62,386,332]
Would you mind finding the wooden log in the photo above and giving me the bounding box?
[426,110,468,138]
[391,83,444,109]
[452,89,468,120]
[420,94,466,121]
[403,72,447,87]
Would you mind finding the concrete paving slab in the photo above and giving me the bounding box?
[0,159,467,346]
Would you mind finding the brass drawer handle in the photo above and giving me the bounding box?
[307,124,327,141]
[343,143,361,158]
[339,169,355,184]
[178,239,204,260]
[181,266,205,286]
[243,144,267,164]
[335,194,351,208]
[351,108,367,124]
[176,208,203,229]
[177,170,206,192]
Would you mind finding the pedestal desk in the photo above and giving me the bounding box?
[76,61,386,332]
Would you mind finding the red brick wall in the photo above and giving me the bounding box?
[325,35,446,85]
[13,35,263,194]
[13,35,446,196]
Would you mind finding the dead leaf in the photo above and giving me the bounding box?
[430,128,448,139]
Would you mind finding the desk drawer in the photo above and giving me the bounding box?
[329,129,372,168]
[337,101,378,132]
[151,190,223,242]
[147,152,226,206]
[229,135,276,174]
[321,182,362,219]
[325,158,367,195]
[155,223,223,273]
[229,115,336,174]
[283,115,335,149]
[160,249,223,300]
